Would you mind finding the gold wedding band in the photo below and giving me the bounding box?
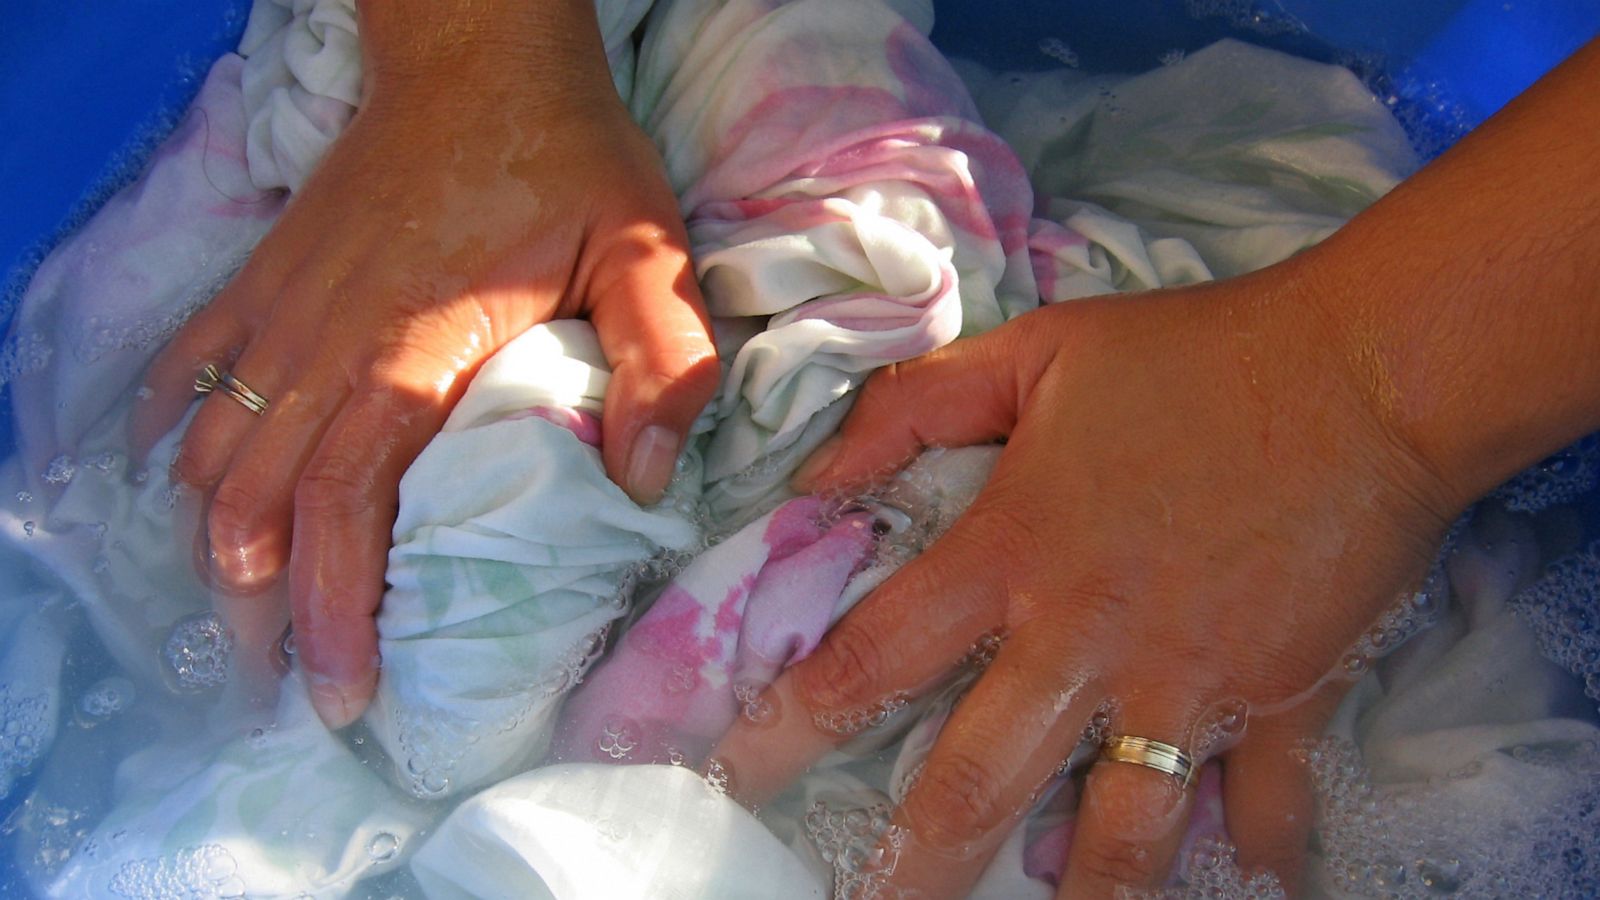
[1100,735,1196,787]
[194,364,269,416]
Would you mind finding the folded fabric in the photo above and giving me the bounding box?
[237,0,360,193]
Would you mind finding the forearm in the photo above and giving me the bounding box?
[1305,38,1600,509]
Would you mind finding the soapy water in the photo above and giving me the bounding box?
[5,434,1593,898]
[805,801,906,900]
[1298,736,1600,897]
[1510,540,1600,705]
[107,844,246,900]
[0,686,51,801]
[161,613,233,693]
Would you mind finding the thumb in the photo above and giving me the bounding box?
[792,318,1054,495]
[587,226,720,505]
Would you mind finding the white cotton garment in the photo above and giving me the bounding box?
[11,0,1577,895]
[411,764,827,900]
[988,40,1418,277]
[631,0,1039,524]
[370,321,702,800]
[45,672,432,900]
[238,0,361,193]
[962,39,1419,296]
[1308,508,1600,897]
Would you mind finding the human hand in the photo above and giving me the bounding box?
[709,256,1465,896]
[130,5,717,728]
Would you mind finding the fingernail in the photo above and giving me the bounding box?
[792,436,843,490]
[626,425,680,505]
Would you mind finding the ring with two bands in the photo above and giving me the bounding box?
[194,364,269,416]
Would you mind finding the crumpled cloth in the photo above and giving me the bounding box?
[632,0,1038,523]
[552,496,878,767]
[371,321,701,800]
[8,0,1567,896]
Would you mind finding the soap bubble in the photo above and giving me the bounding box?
[108,843,246,899]
[43,455,77,486]
[0,683,51,799]
[162,613,233,691]
[366,831,400,863]
[814,692,909,736]
[78,676,135,721]
[805,799,904,899]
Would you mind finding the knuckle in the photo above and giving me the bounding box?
[792,623,888,715]
[965,502,1042,558]
[1075,837,1163,887]
[170,441,219,488]
[294,459,374,517]
[906,753,1006,849]
[208,480,265,543]
[857,363,911,419]
[676,355,721,400]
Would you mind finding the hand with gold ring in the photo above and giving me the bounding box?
[129,0,718,728]
[708,45,1600,894]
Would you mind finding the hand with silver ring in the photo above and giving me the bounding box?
[708,49,1600,894]
[129,1,718,728]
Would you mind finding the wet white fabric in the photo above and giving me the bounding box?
[1,0,1556,897]
[1307,511,1600,897]
[370,321,701,800]
[411,764,826,900]
[964,39,1418,281]
[45,671,431,899]
[630,0,1038,523]
[237,0,361,193]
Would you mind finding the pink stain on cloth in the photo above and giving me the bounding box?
[555,496,878,766]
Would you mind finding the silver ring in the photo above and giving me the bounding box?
[195,364,269,416]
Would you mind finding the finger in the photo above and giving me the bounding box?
[587,222,719,505]
[880,629,1107,900]
[789,318,1055,495]
[131,307,252,464]
[128,237,311,462]
[1063,702,1216,896]
[1220,686,1344,894]
[710,526,1007,805]
[204,367,350,595]
[171,354,291,490]
[289,369,451,729]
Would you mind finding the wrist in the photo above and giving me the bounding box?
[356,0,621,115]
[1205,254,1467,530]
[1290,217,1600,516]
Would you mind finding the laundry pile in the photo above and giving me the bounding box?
[5,0,1595,897]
